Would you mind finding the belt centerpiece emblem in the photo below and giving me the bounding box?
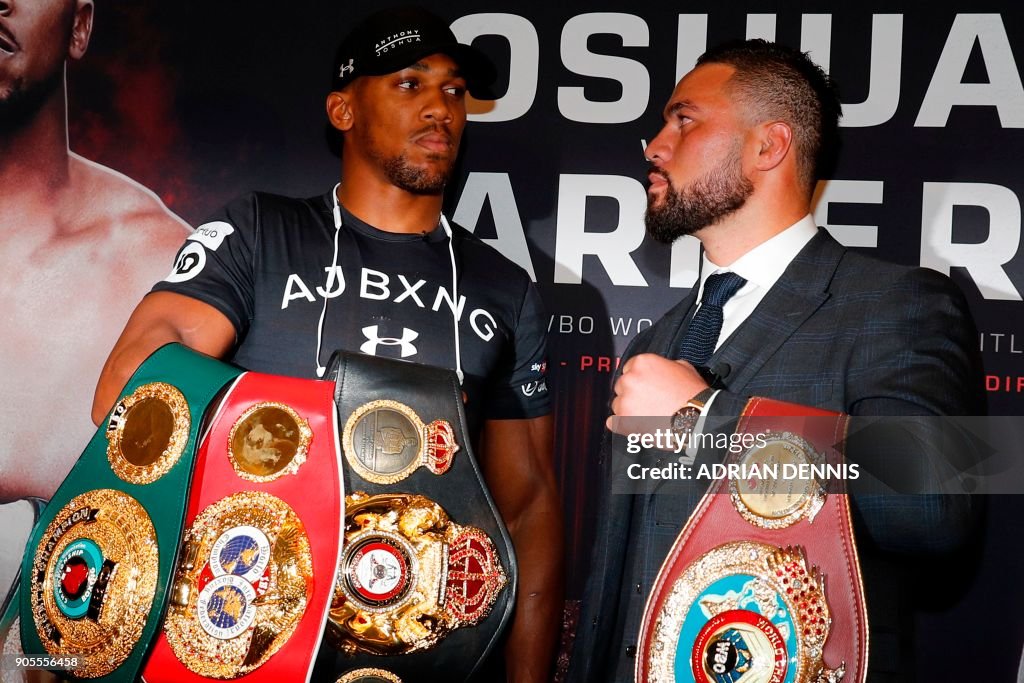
[29,489,158,678]
[330,492,507,655]
[163,491,314,677]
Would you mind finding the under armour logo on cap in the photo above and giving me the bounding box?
[360,325,419,358]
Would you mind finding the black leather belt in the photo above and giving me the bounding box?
[316,352,517,683]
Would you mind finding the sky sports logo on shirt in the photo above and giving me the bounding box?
[520,360,548,398]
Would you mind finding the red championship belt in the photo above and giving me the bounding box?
[636,397,868,683]
[143,372,344,682]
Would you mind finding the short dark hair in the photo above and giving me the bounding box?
[697,39,842,195]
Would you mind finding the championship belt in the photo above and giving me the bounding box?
[637,397,869,683]
[19,343,242,681]
[142,370,344,682]
[318,352,515,683]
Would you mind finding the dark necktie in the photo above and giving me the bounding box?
[677,271,747,365]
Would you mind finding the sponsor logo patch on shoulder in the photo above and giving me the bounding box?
[188,221,235,251]
[165,242,207,283]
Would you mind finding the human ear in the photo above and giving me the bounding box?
[326,90,355,132]
[69,0,94,60]
[754,121,793,172]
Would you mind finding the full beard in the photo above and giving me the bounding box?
[645,149,754,244]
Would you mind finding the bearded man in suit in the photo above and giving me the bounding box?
[570,39,984,683]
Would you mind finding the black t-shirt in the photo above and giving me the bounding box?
[153,190,550,434]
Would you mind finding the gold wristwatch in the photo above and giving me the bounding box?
[670,387,716,440]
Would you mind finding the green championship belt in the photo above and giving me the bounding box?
[19,343,242,681]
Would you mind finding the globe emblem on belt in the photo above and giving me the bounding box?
[220,535,260,575]
[703,628,752,682]
[692,609,789,683]
[197,574,258,639]
[209,525,271,583]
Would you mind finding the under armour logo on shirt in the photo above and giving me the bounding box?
[360,325,419,358]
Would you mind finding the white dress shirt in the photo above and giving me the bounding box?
[686,215,819,442]
[693,214,819,352]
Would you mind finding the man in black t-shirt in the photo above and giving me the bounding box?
[146,192,550,436]
[92,7,562,681]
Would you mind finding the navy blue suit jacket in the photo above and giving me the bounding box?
[569,229,985,682]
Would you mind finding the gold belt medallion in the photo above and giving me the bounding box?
[228,402,313,483]
[343,400,458,484]
[30,489,159,678]
[329,492,506,655]
[728,432,827,530]
[164,491,313,678]
[106,382,191,485]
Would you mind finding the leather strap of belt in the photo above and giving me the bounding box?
[143,370,343,682]
[636,397,868,683]
[19,343,242,682]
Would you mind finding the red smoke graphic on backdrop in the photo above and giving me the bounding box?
[1,2,1023,681]
[68,7,194,209]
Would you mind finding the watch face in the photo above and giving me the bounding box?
[672,407,701,436]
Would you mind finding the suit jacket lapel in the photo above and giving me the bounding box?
[711,230,845,393]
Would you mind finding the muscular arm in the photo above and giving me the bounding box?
[90,291,236,424]
[479,415,563,683]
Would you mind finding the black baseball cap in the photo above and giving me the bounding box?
[332,6,497,99]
